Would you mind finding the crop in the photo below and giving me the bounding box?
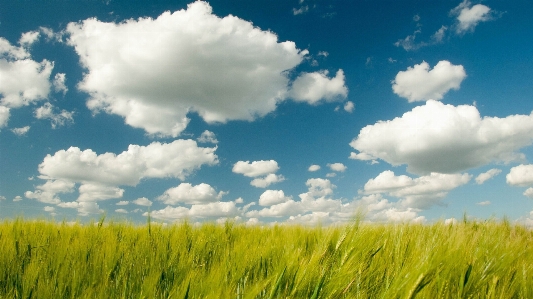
[1,217,532,298]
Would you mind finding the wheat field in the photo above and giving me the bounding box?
[1,217,532,298]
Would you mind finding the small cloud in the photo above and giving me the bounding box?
[413,14,421,22]
[450,0,494,34]
[327,163,347,172]
[116,200,129,206]
[235,197,244,204]
[44,206,55,212]
[317,51,329,57]
[344,101,355,113]
[53,73,68,95]
[293,5,309,15]
[11,126,30,136]
[197,130,218,144]
[0,196,6,201]
[388,57,397,63]
[34,103,74,128]
[115,208,128,214]
[524,188,533,199]
[326,173,336,178]
[13,196,23,202]
[133,197,152,207]
[308,164,321,172]
[476,201,491,206]
[475,168,501,184]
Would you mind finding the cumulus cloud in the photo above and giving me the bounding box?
[289,70,348,104]
[158,183,223,205]
[26,140,217,203]
[363,170,471,209]
[475,168,501,184]
[19,31,40,47]
[11,126,30,136]
[116,200,129,206]
[148,201,238,221]
[115,208,128,214]
[34,103,74,128]
[327,163,347,172]
[506,165,533,187]
[133,197,152,206]
[58,201,103,216]
[53,73,68,95]
[197,130,218,144]
[65,2,345,137]
[308,164,320,172]
[351,100,533,174]
[392,61,466,102]
[343,101,355,113]
[450,0,492,34]
[524,188,533,199]
[259,190,292,206]
[233,160,284,188]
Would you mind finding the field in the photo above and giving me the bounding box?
[1,217,532,298]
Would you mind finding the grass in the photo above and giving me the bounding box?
[1,217,532,298]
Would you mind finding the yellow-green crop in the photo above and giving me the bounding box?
[1,218,532,298]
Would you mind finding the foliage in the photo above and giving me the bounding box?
[1,218,532,298]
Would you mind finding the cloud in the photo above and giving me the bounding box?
[0,106,9,128]
[19,31,40,47]
[34,103,74,128]
[289,70,348,104]
[158,183,223,205]
[133,197,152,206]
[58,201,103,216]
[116,200,129,206]
[349,152,378,164]
[392,61,466,102]
[233,160,279,177]
[506,165,533,187]
[53,73,68,95]
[327,163,346,172]
[0,196,5,201]
[65,2,344,137]
[13,196,23,202]
[11,126,30,136]
[308,164,320,172]
[26,140,217,203]
[476,201,491,206]
[475,168,501,184]
[250,173,285,188]
[351,100,533,174]
[343,101,354,113]
[293,5,309,15]
[363,170,471,209]
[148,201,238,221]
[450,0,492,34]
[259,190,292,206]
[197,130,218,144]
[115,208,128,214]
[524,188,533,199]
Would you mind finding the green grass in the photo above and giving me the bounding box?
[1,217,532,298]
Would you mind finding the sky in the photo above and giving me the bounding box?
[1,0,533,225]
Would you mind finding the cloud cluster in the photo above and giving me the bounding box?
[351,100,533,174]
[25,140,218,212]
[363,170,471,209]
[232,160,285,188]
[392,61,466,102]
[66,1,347,137]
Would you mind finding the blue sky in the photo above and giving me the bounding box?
[2,0,533,225]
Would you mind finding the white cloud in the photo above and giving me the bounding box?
[259,190,291,206]
[351,100,533,174]
[232,160,279,177]
[148,201,238,221]
[158,183,223,205]
[475,168,501,184]
[290,70,348,104]
[524,188,533,199]
[293,5,309,15]
[19,31,40,47]
[451,0,492,34]
[78,183,124,202]
[349,152,378,164]
[25,179,75,204]
[115,208,128,214]
[13,196,23,202]
[506,165,533,187]
[53,73,68,95]
[0,106,9,128]
[65,1,346,137]
[250,173,285,188]
[0,196,5,201]
[34,103,74,128]
[197,130,218,144]
[308,164,320,172]
[133,197,152,206]
[343,101,354,113]
[327,163,347,172]
[27,140,217,203]
[392,61,466,102]
[116,200,129,206]
[299,178,335,201]
[57,201,103,216]
[11,126,30,136]
[39,139,217,186]
[44,206,55,212]
[363,170,471,209]
[326,173,336,178]
[476,201,491,206]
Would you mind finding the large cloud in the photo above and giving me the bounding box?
[392,61,466,102]
[26,140,218,204]
[506,165,533,187]
[363,170,471,209]
[66,1,347,137]
[350,100,533,174]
